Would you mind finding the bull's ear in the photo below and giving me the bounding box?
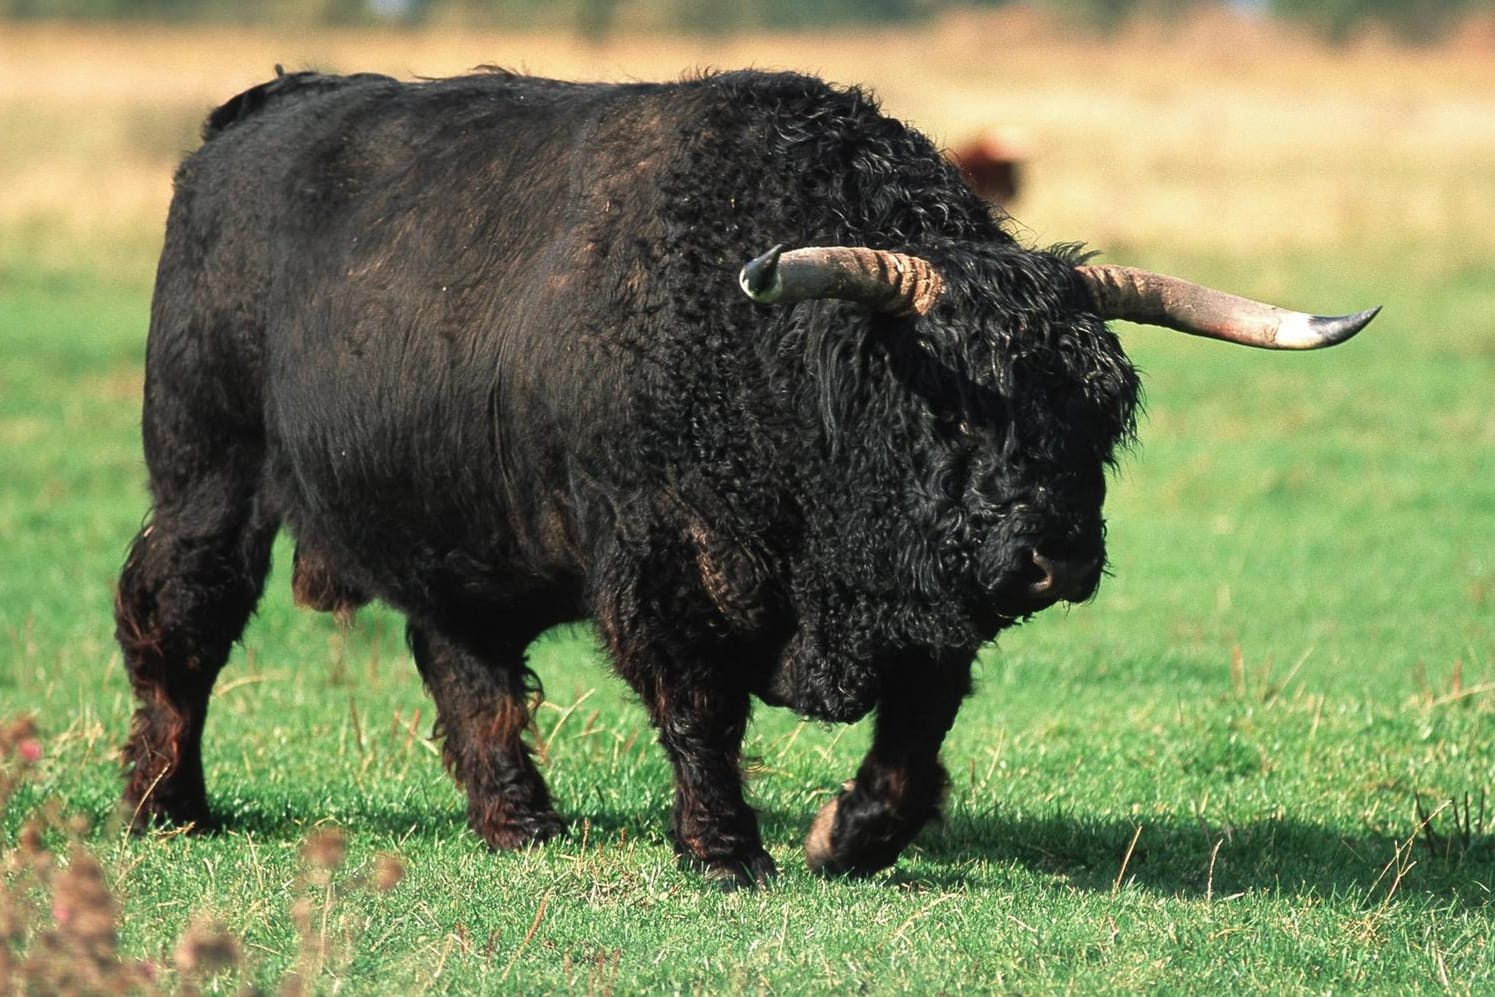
[739,245,944,316]
[1076,264,1379,349]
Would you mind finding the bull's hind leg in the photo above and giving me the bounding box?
[805,656,971,876]
[116,470,277,830]
[408,626,565,849]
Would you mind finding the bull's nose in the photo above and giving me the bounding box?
[1027,550,1099,603]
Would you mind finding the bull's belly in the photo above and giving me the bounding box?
[283,511,588,640]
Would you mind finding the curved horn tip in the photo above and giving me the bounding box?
[1279,304,1381,349]
[739,244,786,302]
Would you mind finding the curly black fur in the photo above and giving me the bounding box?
[117,69,1139,883]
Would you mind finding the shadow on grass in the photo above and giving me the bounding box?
[174,792,1495,907]
[906,808,1495,906]
[196,795,655,848]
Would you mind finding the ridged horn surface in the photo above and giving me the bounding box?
[739,245,944,316]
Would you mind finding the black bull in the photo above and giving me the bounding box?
[116,68,1376,886]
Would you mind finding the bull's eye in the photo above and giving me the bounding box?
[931,407,971,436]
[926,406,974,439]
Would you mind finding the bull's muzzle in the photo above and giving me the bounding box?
[1026,549,1101,604]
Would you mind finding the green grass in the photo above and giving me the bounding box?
[2,244,1492,992]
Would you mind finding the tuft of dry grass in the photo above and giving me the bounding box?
[3,7,1494,284]
[1,717,409,994]
[2,718,156,993]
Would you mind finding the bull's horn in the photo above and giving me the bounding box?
[1076,264,1379,349]
[739,244,944,316]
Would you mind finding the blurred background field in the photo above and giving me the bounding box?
[2,2,1493,992]
[6,3,1495,284]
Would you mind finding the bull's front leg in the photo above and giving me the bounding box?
[633,668,776,889]
[596,551,775,888]
[806,654,971,876]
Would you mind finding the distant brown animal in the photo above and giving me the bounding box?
[948,132,1026,205]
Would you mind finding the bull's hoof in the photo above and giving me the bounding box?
[680,850,778,891]
[473,809,567,851]
[804,796,842,874]
[804,784,906,878]
[122,792,218,835]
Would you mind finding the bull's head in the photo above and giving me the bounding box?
[740,243,1379,626]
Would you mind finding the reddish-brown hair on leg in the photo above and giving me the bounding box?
[116,489,277,831]
[409,626,564,850]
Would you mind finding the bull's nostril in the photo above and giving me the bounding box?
[1026,550,1099,602]
[1028,551,1059,596]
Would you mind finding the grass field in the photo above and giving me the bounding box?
[2,7,1493,992]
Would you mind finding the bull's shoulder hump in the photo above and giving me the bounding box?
[689,68,871,109]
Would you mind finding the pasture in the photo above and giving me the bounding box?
[2,8,1493,991]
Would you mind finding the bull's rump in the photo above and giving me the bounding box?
[154,71,696,619]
